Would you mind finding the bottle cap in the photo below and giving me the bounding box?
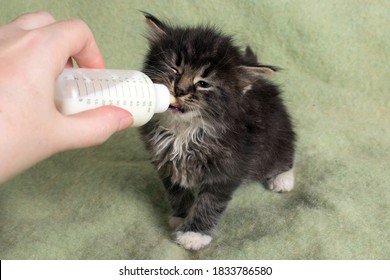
[154,84,170,113]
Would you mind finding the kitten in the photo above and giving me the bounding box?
[139,13,296,250]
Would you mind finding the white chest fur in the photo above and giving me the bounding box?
[149,114,218,188]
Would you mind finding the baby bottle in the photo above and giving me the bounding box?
[55,68,170,127]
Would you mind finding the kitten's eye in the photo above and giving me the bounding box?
[168,66,180,81]
[195,80,211,89]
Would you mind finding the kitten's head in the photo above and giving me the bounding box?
[142,13,276,123]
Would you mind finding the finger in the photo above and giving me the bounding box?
[65,57,74,68]
[12,11,56,30]
[42,19,105,74]
[57,106,133,151]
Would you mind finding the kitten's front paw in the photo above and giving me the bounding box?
[176,231,212,250]
[268,168,294,193]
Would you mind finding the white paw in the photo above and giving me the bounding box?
[268,168,295,193]
[168,216,184,229]
[176,231,212,250]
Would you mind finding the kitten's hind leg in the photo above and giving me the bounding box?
[267,168,295,193]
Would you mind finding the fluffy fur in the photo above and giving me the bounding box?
[139,13,296,250]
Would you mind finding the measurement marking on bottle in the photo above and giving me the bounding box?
[76,78,82,100]
[92,82,97,97]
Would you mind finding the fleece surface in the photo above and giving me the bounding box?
[1,0,389,259]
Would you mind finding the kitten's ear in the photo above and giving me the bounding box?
[238,65,278,88]
[244,46,258,62]
[240,65,276,76]
[141,11,168,42]
[241,47,280,80]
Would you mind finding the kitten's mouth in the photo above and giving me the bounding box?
[169,96,185,113]
[169,102,185,113]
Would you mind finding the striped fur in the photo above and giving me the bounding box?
[138,13,296,250]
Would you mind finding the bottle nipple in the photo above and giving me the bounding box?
[154,84,170,113]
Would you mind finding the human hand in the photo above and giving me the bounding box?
[0,12,133,183]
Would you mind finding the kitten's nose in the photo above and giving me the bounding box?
[174,85,187,97]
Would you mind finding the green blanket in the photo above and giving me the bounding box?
[1,0,389,259]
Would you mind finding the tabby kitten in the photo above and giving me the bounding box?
[139,13,296,250]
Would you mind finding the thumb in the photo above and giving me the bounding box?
[58,106,133,151]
